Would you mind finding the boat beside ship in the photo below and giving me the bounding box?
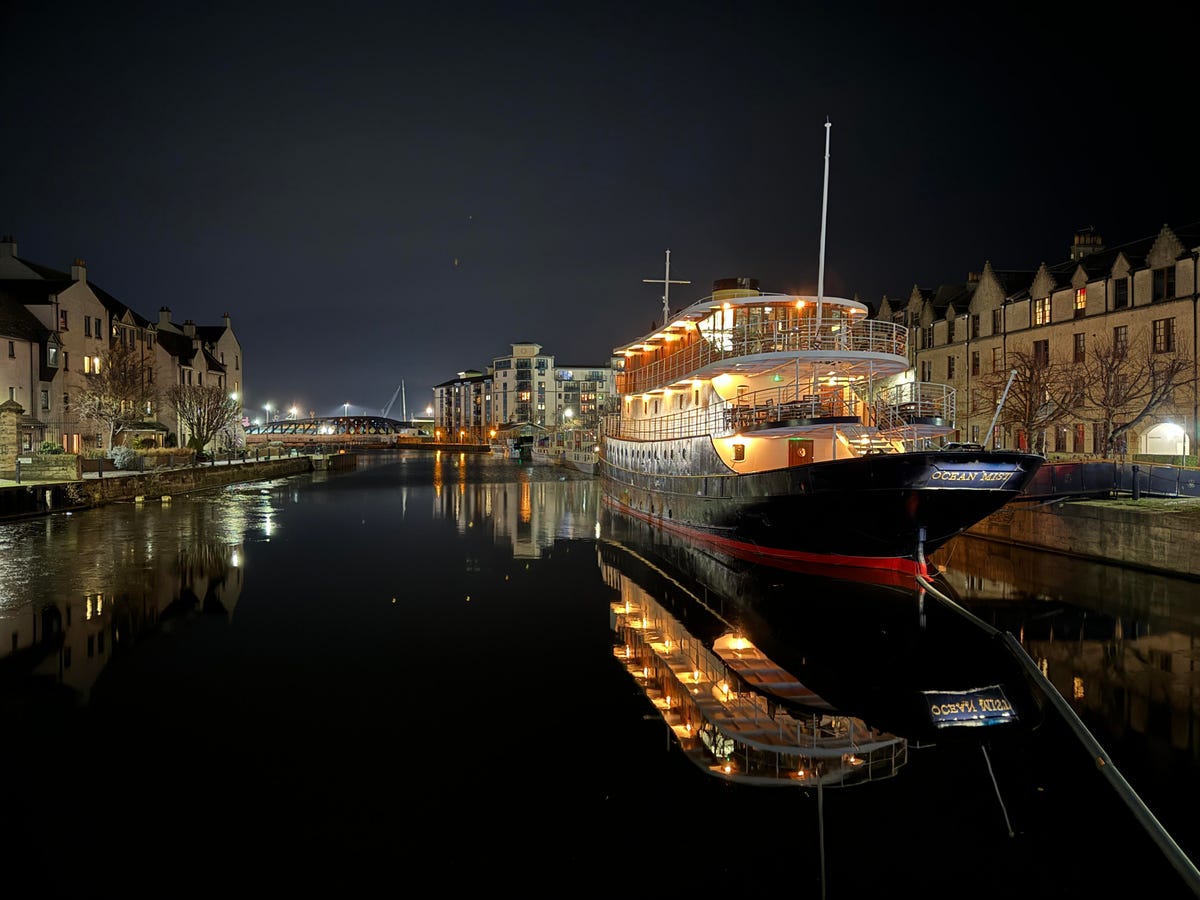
[598,123,1043,578]
[531,426,599,475]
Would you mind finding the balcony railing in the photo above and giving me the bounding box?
[619,317,908,396]
[603,379,956,445]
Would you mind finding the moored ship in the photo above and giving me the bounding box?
[598,123,1043,578]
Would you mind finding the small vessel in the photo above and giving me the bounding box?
[489,421,542,461]
[598,121,1043,578]
[531,426,599,475]
[490,438,521,459]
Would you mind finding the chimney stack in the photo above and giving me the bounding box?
[158,307,172,328]
[71,258,87,283]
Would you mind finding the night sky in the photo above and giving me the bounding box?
[3,2,1193,419]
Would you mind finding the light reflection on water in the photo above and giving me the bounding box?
[1,452,1198,896]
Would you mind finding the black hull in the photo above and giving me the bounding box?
[599,446,1044,573]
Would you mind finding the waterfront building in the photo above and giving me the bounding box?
[887,221,1198,460]
[0,236,244,452]
[432,369,493,443]
[432,342,616,441]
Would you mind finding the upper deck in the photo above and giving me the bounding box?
[615,289,910,396]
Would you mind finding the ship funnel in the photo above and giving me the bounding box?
[712,277,760,301]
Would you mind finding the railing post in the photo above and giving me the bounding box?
[14,458,20,484]
[1132,464,1140,500]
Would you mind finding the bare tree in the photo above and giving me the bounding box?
[1080,329,1195,458]
[980,348,1081,454]
[167,383,241,453]
[74,343,158,447]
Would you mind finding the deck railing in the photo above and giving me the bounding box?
[603,379,957,445]
[619,316,908,395]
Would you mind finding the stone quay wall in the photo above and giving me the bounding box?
[0,456,318,520]
[967,498,1200,579]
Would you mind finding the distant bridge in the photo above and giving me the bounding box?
[244,415,433,447]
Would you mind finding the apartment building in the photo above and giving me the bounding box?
[884,222,1198,458]
[433,342,616,441]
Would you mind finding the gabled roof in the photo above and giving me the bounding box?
[12,257,69,280]
[928,282,975,317]
[200,346,226,374]
[195,324,228,343]
[0,277,68,303]
[156,329,198,366]
[1046,220,1200,282]
[0,290,52,341]
[90,282,153,328]
[989,269,1036,299]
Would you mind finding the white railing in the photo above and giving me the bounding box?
[604,380,958,444]
[620,317,907,395]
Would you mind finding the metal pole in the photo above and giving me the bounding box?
[815,119,831,332]
[986,369,1018,449]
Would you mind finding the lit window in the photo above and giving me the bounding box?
[1033,297,1050,326]
[1074,288,1086,318]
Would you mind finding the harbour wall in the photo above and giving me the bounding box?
[967,498,1200,579]
[0,455,324,521]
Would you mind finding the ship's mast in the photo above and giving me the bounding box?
[816,117,831,323]
[643,249,691,328]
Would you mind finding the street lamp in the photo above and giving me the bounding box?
[264,403,272,422]
[344,402,349,418]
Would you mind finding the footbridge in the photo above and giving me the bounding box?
[244,415,432,448]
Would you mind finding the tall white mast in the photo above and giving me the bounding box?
[643,249,691,328]
[817,117,831,323]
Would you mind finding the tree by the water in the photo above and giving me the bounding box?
[167,383,241,452]
[74,343,158,447]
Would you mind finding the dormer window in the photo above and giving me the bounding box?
[1033,297,1050,326]
[1153,267,1175,302]
[1074,288,1086,319]
[48,346,59,368]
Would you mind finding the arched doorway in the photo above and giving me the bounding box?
[1141,421,1189,460]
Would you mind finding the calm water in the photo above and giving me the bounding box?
[2,450,1199,898]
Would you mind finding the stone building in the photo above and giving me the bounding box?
[881,222,1198,458]
[0,236,245,452]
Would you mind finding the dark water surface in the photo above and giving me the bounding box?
[2,450,1199,898]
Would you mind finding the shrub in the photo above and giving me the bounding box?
[107,445,140,470]
[38,440,64,455]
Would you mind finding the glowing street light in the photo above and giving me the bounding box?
[343,402,349,417]
[264,403,273,422]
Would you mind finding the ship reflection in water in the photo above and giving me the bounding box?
[603,547,909,787]
[600,506,1039,754]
